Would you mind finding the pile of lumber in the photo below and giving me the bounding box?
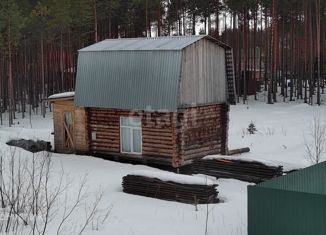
[122,172,219,204]
[191,157,283,183]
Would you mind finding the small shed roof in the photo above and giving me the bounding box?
[75,36,228,111]
[48,92,75,100]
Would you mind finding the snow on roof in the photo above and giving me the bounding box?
[48,92,75,100]
[203,155,280,168]
[130,170,218,186]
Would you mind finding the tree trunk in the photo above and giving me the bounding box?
[316,0,321,105]
[309,2,314,104]
[60,31,64,92]
[290,10,294,101]
[92,0,98,42]
[192,13,196,35]
[8,19,13,126]
[146,0,148,37]
[108,10,112,38]
[215,7,219,39]
[157,3,161,36]
[259,5,263,97]
[253,9,257,100]
[243,9,248,104]
[264,7,268,92]
[41,32,45,118]
[271,0,278,103]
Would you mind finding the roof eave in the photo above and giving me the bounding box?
[202,35,231,49]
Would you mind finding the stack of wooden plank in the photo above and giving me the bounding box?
[122,173,219,204]
[191,158,283,183]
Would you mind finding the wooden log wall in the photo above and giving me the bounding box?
[177,103,229,165]
[88,108,177,165]
[220,104,229,154]
[142,112,175,160]
[74,107,89,153]
[53,103,229,167]
[88,108,121,153]
[87,104,229,167]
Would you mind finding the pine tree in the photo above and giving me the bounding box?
[0,0,25,126]
[247,121,257,134]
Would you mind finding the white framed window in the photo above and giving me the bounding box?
[120,117,142,154]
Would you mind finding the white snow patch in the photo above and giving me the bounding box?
[0,93,324,234]
[203,154,280,167]
[130,170,218,186]
[48,91,75,99]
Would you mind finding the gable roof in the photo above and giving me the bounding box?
[79,35,230,52]
[75,36,228,111]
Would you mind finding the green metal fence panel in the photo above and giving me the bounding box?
[248,186,326,235]
[258,162,326,195]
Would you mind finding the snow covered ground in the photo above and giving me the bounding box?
[0,95,324,235]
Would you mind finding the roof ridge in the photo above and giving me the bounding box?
[103,35,205,41]
[79,35,230,52]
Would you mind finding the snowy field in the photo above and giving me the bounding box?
[0,94,324,235]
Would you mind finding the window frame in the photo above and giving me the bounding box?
[120,117,142,155]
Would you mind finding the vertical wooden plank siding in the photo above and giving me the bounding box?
[53,99,75,153]
[53,105,65,152]
[177,103,229,164]
[179,39,227,106]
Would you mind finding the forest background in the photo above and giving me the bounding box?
[0,0,325,125]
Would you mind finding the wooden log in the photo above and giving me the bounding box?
[227,147,250,155]
[143,147,174,155]
[142,131,172,138]
[142,136,173,142]
[142,151,173,157]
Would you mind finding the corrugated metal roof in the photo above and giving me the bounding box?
[79,35,229,52]
[75,50,182,111]
[75,36,229,111]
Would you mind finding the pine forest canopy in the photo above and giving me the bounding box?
[0,0,325,126]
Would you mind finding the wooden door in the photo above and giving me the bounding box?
[63,111,74,151]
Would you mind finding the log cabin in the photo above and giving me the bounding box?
[49,36,236,168]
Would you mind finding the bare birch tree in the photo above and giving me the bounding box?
[0,150,110,234]
[304,111,326,164]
